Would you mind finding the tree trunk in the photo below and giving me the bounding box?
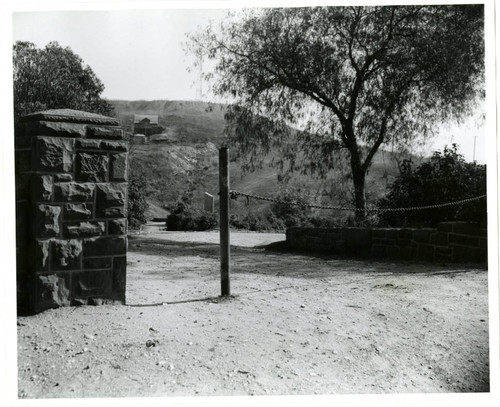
[352,167,367,224]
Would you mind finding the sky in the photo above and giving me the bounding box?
[10,3,490,163]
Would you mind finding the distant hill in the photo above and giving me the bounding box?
[109,99,416,221]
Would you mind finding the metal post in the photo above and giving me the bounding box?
[219,147,230,296]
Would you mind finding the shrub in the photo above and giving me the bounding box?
[166,193,218,231]
[378,145,486,227]
[128,171,149,229]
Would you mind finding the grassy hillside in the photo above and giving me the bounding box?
[110,99,413,222]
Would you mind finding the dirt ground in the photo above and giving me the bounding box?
[17,230,490,399]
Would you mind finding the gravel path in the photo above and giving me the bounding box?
[17,231,489,398]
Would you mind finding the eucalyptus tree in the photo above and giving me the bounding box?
[187,5,484,221]
[13,41,114,120]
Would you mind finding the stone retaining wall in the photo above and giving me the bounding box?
[15,109,128,314]
[286,222,487,263]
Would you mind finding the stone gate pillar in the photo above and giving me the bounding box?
[15,109,128,315]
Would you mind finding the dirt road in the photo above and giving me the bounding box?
[17,231,489,398]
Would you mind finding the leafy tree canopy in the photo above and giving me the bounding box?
[378,145,486,227]
[13,41,114,120]
[187,5,484,221]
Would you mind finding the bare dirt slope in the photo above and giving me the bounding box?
[17,231,489,398]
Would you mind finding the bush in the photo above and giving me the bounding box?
[270,186,319,228]
[378,145,486,227]
[128,171,149,229]
[230,211,285,232]
[166,193,218,231]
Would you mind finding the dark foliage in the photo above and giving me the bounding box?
[13,41,114,120]
[128,171,149,229]
[378,145,486,227]
[166,193,218,231]
[188,5,485,221]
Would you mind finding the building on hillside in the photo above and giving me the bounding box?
[133,114,164,136]
[132,134,147,144]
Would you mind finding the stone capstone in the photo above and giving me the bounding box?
[64,221,105,238]
[36,204,61,237]
[110,153,128,181]
[86,126,124,140]
[75,153,108,182]
[95,183,127,218]
[64,203,92,220]
[52,239,82,270]
[35,137,74,172]
[25,120,87,138]
[54,182,95,202]
[36,274,71,310]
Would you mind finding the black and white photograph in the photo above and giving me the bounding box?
[1,0,499,405]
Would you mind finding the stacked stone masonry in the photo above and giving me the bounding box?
[15,109,128,315]
[286,222,487,264]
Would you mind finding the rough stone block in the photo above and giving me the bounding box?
[16,201,29,239]
[434,246,453,261]
[429,232,449,246]
[386,229,398,239]
[86,126,123,140]
[54,182,95,202]
[72,269,113,299]
[371,245,387,257]
[397,239,412,247]
[15,174,30,202]
[76,139,101,149]
[52,239,82,270]
[437,222,454,233]
[35,273,71,311]
[32,175,53,202]
[108,219,127,235]
[35,204,61,237]
[54,173,73,182]
[345,228,372,251]
[25,120,87,138]
[113,256,127,301]
[398,229,413,239]
[452,246,486,263]
[417,244,435,261]
[400,246,416,260]
[34,137,74,172]
[75,153,108,182]
[15,136,32,149]
[412,229,433,244]
[83,257,113,270]
[34,239,51,272]
[452,222,485,237]
[386,246,401,258]
[372,229,387,238]
[449,233,479,247]
[101,141,127,151]
[15,150,31,173]
[83,236,127,257]
[64,221,105,238]
[64,203,92,220]
[479,237,488,249]
[95,183,127,218]
[110,153,128,181]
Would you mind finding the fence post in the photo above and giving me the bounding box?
[219,147,230,296]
